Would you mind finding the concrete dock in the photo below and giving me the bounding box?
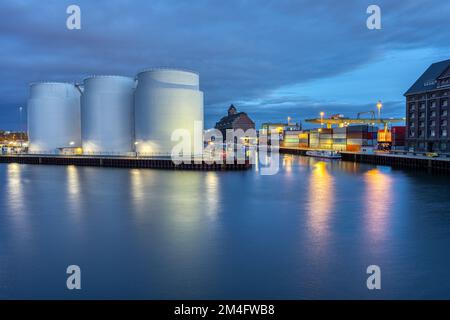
[0,154,252,171]
[280,147,450,172]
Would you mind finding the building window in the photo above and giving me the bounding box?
[420,121,425,127]
[419,142,425,149]
[410,113,415,119]
[442,130,448,137]
[441,143,447,151]
[441,120,448,126]
[431,93,437,98]
[431,111,436,117]
[430,130,436,137]
[420,103,426,109]
[409,130,415,137]
[420,112,425,118]
[443,100,449,107]
[430,101,437,108]
[419,130,424,137]
[442,110,448,117]
[409,103,415,111]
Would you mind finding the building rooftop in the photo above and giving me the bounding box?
[404,59,450,96]
[215,105,254,129]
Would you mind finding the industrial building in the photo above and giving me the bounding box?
[80,75,135,155]
[214,105,255,139]
[135,69,203,155]
[26,68,204,156]
[404,59,450,152]
[27,82,81,154]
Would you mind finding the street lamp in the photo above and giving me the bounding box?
[377,100,383,120]
[320,111,325,127]
[18,106,23,149]
[134,141,139,158]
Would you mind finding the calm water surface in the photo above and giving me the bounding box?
[1,155,450,299]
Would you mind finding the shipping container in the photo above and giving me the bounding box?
[346,145,361,152]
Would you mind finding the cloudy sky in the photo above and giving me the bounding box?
[1,0,449,130]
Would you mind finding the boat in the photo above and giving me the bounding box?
[306,150,341,159]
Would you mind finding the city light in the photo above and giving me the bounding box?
[377,100,383,119]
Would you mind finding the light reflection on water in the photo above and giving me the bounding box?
[6,163,25,214]
[307,161,334,240]
[0,156,450,299]
[364,168,393,242]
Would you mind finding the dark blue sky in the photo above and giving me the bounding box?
[1,0,449,130]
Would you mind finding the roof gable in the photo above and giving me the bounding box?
[404,59,450,96]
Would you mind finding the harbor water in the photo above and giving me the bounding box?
[1,154,450,299]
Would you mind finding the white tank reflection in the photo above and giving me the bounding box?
[6,163,26,214]
[66,165,81,215]
[204,172,219,220]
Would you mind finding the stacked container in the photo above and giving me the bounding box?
[298,131,309,148]
[282,130,302,147]
[319,128,333,149]
[332,127,347,151]
[346,125,378,152]
[391,126,406,150]
[309,130,319,148]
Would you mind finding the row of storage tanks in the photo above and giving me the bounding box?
[283,125,406,151]
[27,69,203,155]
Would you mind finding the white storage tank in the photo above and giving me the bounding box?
[134,68,204,156]
[27,82,81,154]
[80,75,135,155]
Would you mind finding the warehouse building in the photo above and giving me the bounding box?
[405,59,450,152]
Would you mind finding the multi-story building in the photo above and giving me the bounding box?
[405,59,450,152]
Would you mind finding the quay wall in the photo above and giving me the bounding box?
[279,147,450,172]
[0,155,251,171]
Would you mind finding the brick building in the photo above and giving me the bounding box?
[214,105,255,139]
[405,59,450,152]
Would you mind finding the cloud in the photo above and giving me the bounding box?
[0,0,449,129]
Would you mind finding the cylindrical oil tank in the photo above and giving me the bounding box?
[80,75,135,155]
[27,82,81,154]
[134,68,204,155]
